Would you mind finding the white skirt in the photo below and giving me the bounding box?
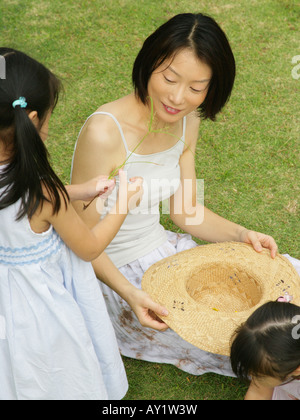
[0,238,128,400]
[100,231,233,376]
[101,231,300,378]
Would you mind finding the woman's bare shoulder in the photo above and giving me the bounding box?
[81,95,133,146]
[78,108,122,153]
[72,97,132,181]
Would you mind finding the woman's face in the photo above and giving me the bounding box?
[147,48,212,123]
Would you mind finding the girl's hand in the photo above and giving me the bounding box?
[239,229,278,259]
[118,169,144,212]
[66,176,116,203]
[126,287,169,331]
[78,176,116,202]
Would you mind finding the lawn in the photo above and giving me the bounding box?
[1,0,299,400]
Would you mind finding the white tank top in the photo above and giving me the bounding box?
[72,112,186,267]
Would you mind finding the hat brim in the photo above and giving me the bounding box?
[142,242,300,356]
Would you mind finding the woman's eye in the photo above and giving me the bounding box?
[191,87,203,93]
[164,76,175,83]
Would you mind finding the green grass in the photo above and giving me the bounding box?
[1,0,299,400]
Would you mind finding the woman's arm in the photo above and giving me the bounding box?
[92,251,169,331]
[70,115,169,330]
[170,145,246,241]
[170,113,278,257]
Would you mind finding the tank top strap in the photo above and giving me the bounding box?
[91,113,186,153]
[90,112,130,154]
[72,112,187,177]
[88,113,187,153]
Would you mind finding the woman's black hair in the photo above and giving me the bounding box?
[0,48,69,220]
[132,13,236,121]
[230,301,300,383]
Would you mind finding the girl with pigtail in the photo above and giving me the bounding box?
[231,298,300,400]
[0,48,167,400]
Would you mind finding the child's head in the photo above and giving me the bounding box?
[0,48,61,141]
[230,301,300,385]
[0,48,67,219]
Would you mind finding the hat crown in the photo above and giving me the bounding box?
[186,263,263,313]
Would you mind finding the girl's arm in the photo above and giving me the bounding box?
[169,113,278,258]
[38,171,143,262]
[65,176,116,202]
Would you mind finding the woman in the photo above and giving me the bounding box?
[71,13,280,376]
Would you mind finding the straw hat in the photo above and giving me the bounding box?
[142,242,300,356]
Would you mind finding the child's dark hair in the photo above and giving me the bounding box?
[230,301,300,383]
[132,13,236,121]
[0,48,68,220]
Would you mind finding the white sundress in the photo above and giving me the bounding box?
[0,175,128,400]
[273,379,300,400]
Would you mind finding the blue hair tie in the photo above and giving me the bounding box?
[12,97,27,109]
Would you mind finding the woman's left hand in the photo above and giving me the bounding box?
[239,229,278,259]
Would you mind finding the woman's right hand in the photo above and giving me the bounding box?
[126,286,169,331]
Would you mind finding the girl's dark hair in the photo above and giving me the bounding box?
[230,301,300,383]
[0,48,68,220]
[132,13,236,121]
